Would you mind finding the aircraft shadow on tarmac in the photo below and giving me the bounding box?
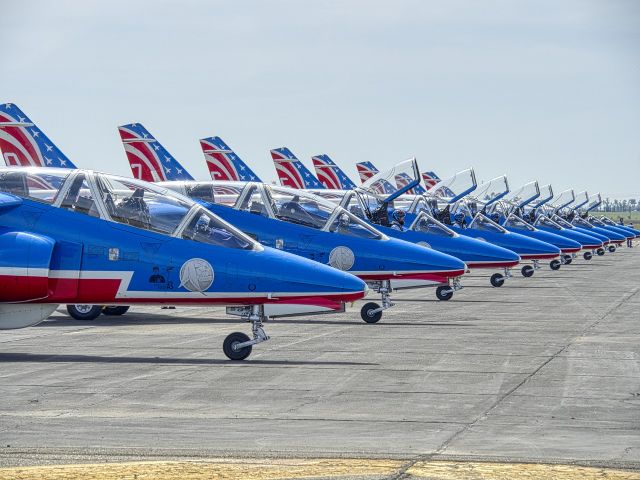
[0,352,376,367]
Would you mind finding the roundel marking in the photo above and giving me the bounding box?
[179,258,214,292]
[328,246,355,271]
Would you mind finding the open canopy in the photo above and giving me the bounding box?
[504,181,540,208]
[473,175,510,207]
[426,168,476,203]
[358,158,421,203]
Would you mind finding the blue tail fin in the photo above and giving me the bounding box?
[0,103,75,168]
[270,147,324,189]
[118,123,194,182]
[311,154,357,190]
[199,136,261,182]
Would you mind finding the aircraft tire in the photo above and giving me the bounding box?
[597,248,605,256]
[223,332,252,361]
[490,273,505,288]
[608,245,616,253]
[521,265,535,277]
[563,254,573,265]
[583,251,593,260]
[102,306,130,316]
[549,259,561,270]
[435,286,454,301]
[67,304,102,321]
[360,302,382,323]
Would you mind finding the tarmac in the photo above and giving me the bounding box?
[0,248,639,479]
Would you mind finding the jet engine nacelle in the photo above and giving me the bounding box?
[0,230,55,303]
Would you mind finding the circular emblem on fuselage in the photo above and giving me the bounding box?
[417,241,431,249]
[179,258,214,292]
[328,246,355,271]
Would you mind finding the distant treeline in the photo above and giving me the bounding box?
[594,198,639,212]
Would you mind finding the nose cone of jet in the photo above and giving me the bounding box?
[506,231,561,259]
[531,230,582,252]
[260,246,367,302]
[383,237,467,277]
[447,235,520,268]
[559,229,604,249]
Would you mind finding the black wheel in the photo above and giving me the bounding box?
[223,332,252,360]
[597,248,605,256]
[563,254,573,265]
[583,251,593,261]
[360,302,382,323]
[490,273,505,288]
[436,286,454,301]
[608,245,616,253]
[102,306,130,316]
[66,304,102,321]
[521,265,535,278]
[549,259,561,270]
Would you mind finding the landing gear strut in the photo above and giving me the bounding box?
[223,305,270,360]
[360,280,393,323]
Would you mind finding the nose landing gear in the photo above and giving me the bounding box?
[224,305,270,360]
[360,280,394,323]
[549,259,562,270]
[490,268,512,287]
[521,265,535,278]
[583,251,593,260]
[435,277,462,301]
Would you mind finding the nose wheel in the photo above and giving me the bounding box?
[597,248,605,256]
[608,245,616,253]
[521,265,535,278]
[223,305,270,361]
[583,251,593,260]
[436,285,454,301]
[361,280,394,323]
[549,259,561,270]
[360,302,383,323]
[490,267,511,287]
[562,254,573,265]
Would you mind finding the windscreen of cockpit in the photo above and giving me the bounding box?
[568,191,589,210]
[410,212,456,237]
[534,215,563,231]
[585,194,601,212]
[532,184,554,207]
[267,186,336,229]
[427,168,476,202]
[469,213,507,233]
[551,214,574,229]
[181,208,255,250]
[327,210,383,239]
[572,216,593,228]
[359,158,419,198]
[505,181,539,207]
[0,168,70,204]
[504,214,535,231]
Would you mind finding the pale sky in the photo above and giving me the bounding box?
[1,0,639,198]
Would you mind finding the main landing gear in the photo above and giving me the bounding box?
[490,268,512,287]
[360,280,394,323]
[223,305,269,360]
[67,304,130,321]
[435,277,462,301]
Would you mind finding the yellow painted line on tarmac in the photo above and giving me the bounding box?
[0,459,638,480]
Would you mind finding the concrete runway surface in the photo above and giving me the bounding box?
[0,248,639,479]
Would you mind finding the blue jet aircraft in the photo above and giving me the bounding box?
[0,167,367,360]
